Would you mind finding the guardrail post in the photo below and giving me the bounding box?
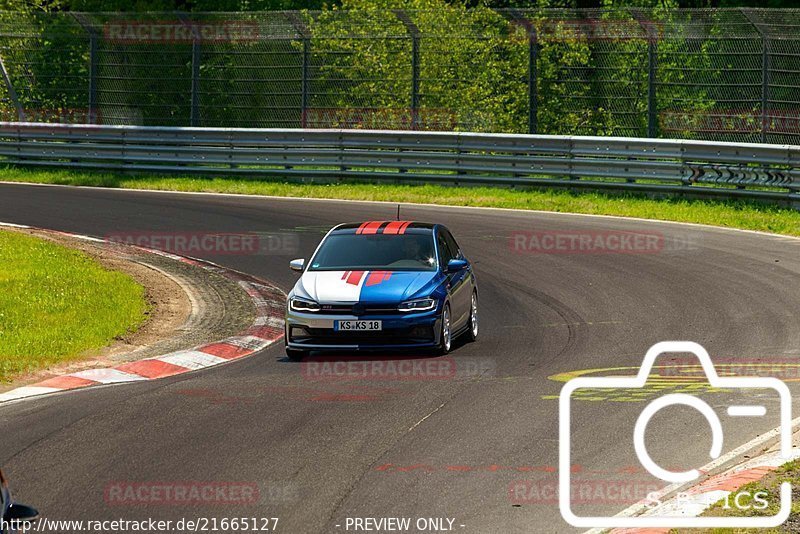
[394,10,420,130]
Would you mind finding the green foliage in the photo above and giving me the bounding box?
[310,0,527,131]
[0,1,759,140]
[308,0,716,136]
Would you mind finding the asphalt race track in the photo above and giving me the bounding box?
[1,182,799,533]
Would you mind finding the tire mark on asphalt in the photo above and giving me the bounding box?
[490,276,585,359]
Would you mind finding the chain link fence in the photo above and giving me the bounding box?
[0,8,798,143]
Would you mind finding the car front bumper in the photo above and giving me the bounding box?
[285,307,441,351]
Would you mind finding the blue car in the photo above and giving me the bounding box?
[285,221,478,359]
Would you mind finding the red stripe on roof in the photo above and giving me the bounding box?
[398,221,412,234]
[360,221,386,235]
[356,222,370,235]
[383,221,412,234]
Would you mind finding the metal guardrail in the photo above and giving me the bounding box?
[0,122,798,207]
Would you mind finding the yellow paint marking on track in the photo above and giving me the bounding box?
[543,363,800,402]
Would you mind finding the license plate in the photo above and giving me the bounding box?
[335,320,382,331]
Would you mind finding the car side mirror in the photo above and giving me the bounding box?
[289,258,305,272]
[446,259,468,272]
[4,503,39,523]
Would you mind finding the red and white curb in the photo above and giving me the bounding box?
[0,222,286,404]
[584,447,800,534]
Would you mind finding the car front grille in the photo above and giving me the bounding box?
[318,303,402,315]
[293,325,435,346]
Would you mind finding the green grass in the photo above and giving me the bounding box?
[670,460,800,534]
[1,166,799,237]
[0,230,148,382]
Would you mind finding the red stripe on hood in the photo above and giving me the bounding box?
[344,270,366,285]
[365,271,392,286]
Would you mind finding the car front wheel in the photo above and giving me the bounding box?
[438,303,452,355]
[466,291,478,342]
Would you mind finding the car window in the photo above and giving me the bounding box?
[442,228,461,259]
[309,232,436,271]
[437,232,454,267]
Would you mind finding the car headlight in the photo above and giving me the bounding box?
[290,296,321,312]
[398,297,436,312]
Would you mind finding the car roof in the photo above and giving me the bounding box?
[332,221,437,235]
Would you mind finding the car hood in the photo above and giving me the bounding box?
[298,270,438,304]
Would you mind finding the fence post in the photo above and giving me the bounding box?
[88,34,98,123]
[630,9,658,137]
[301,39,309,127]
[411,34,420,130]
[178,14,201,127]
[647,38,657,138]
[72,13,99,123]
[505,10,537,134]
[393,10,420,130]
[762,38,769,143]
[528,28,538,134]
[190,39,201,127]
[288,13,312,128]
[743,9,769,143]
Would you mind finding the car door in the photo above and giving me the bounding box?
[437,228,470,328]
[443,227,473,327]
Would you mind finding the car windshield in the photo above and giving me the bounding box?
[309,232,437,271]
